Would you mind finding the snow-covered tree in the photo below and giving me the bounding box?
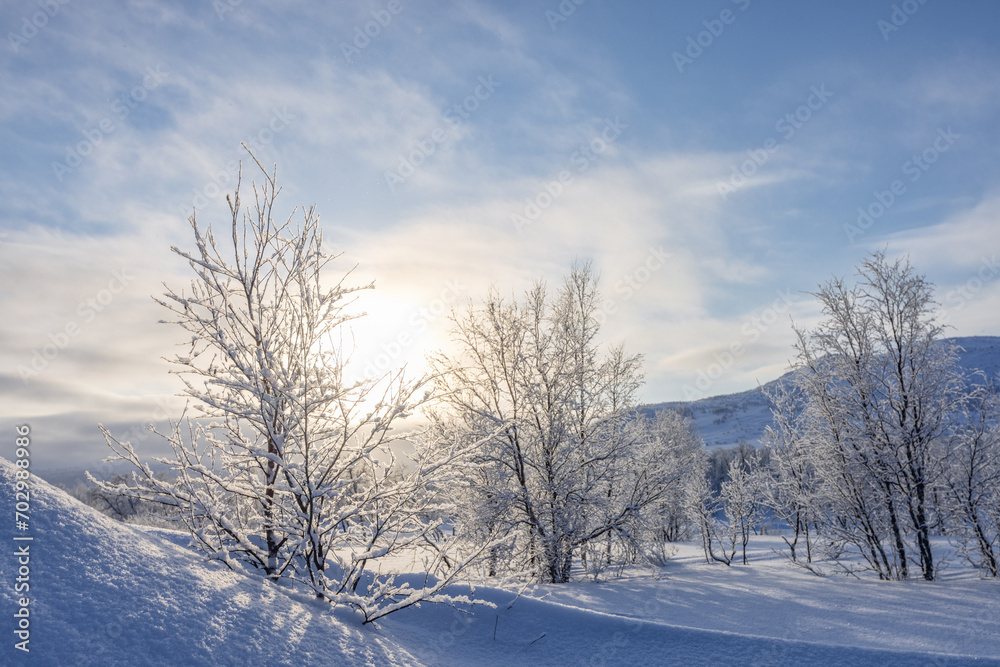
[790,251,963,580]
[688,448,763,567]
[629,408,704,566]
[92,151,492,622]
[721,455,763,565]
[428,263,674,583]
[761,381,820,565]
[686,453,738,566]
[940,382,1000,577]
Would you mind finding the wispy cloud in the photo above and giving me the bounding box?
[4,0,1000,471]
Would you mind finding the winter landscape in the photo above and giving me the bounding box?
[5,1,1000,666]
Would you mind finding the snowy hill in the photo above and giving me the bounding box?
[640,336,1000,450]
[952,335,1000,379]
[0,457,419,666]
[4,457,1000,665]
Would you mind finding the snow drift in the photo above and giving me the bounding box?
[0,457,418,665]
[2,457,996,665]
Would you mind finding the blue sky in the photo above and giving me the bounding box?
[3,0,1000,471]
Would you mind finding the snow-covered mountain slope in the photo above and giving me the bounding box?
[640,336,1000,450]
[0,457,418,666]
[4,457,998,665]
[953,335,1000,379]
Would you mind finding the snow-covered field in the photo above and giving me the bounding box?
[3,457,999,666]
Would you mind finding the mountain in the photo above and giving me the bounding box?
[639,336,1000,450]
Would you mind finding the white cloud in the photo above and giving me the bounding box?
[5,0,1000,471]
[882,193,1000,270]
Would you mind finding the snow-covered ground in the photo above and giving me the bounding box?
[385,537,1000,666]
[3,457,999,665]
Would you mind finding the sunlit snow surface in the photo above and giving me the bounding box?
[3,458,999,665]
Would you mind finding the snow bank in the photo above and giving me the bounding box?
[0,457,416,666]
[384,576,994,666]
[1,457,996,665]
[498,540,1000,666]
